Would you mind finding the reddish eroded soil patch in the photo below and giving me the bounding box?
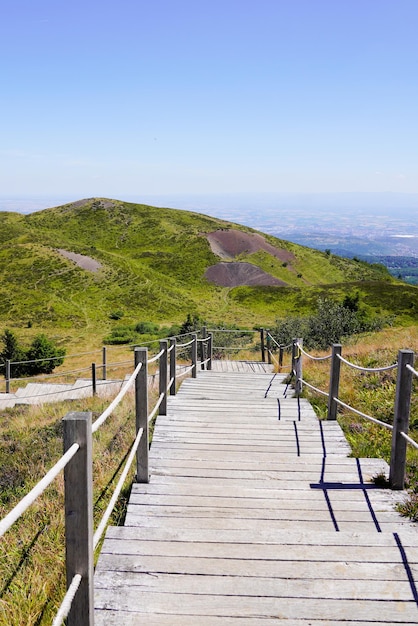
[206,229,295,263]
[205,262,287,287]
[56,249,102,273]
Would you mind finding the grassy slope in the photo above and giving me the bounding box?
[0,197,417,348]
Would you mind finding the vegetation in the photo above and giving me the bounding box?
[0,329,65,377]
[299,325,418,519]
[0,388,148,625]
[270,295,388,350]
[0,197,416,354]
[0,197,417,620]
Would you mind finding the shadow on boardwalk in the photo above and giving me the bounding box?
[95,361,418,625]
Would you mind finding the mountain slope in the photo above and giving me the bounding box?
[0,198,416,341]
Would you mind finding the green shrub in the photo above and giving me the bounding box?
[271,298,386,350]
[0,329,65,377]
[134,321,160,334]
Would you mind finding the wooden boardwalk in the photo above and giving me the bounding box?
[95,361,418,625]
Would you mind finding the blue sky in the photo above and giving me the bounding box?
[1,0,418,201]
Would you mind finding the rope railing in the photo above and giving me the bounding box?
[406,363,418,378]
[93,427,144,550]
[0,330,213,624]
[92,361,142,433]
[176,338,195,349]
[333,397,393,430]
[300,378,329,398]
[297,343,332,361]
[292,338,416,490]
[0,442,80,538]
[147,347,165,364]
[337,353,398,372]
[52,574,82,626]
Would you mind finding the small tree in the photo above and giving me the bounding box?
[0,330,65,378]
[26,334,66,375]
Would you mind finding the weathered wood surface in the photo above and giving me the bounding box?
[95,361,418,624]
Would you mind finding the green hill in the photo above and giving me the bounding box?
[0,197,417,346]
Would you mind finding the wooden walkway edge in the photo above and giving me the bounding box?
[94,361,418,625]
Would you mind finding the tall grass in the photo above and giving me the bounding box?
[299,325,418,519]
[0,383,160,625]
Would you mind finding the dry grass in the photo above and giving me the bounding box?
[297,325,418,518]
[0,381,161,625]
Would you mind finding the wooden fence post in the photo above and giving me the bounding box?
[327,344,342,420]
[135,347,149,483]
[389,349,415,490]
[159,340,168,415]
[295,338,303,395]
[279,346,284,370]
[102,346,107,380]
[5,359,10,393]
[91,363,96,396]
[169,338,177,396]
[207,332,213,370]
[291,338,298,376]
[260,329,266,362]
[63,411,94,626]
[191,333,197,378]
[201,326,207,370]
[266,331,272,365]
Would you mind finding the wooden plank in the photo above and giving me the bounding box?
[94,363,418,623]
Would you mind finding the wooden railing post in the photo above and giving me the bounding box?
[279,346,284,370]
[135,347,149,483]
[207,332,213,370]
[295,338,303,395]
[63,411,94,626]
[5,359,10,393]
[191,333,197,378]
[201,326,207,370]
[327,344,342,420]
[102,346,107,380]
[260,328,266,362]
[169,338,177,396]
[389,349,415,490]
[91,363,97,396]
[159,340,168,415]
[266,331,272,365]
[291,338,298,376]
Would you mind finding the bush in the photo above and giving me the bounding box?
[0,330,66,377]
[134,321,160,334]
[271,298,386,350]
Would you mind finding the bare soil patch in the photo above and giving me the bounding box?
[206,229,295,263]
[205,262,287,287]
[56,249,102,273]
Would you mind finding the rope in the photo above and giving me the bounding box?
[93,428,144,549]
[51,574,82,626]
[167,344,175,353]
[176,365,194,378]
[148,393,165,423]
[300,378,329,398]
[167,377,174,393]
[0,443,80,538]
[92,362,142,433]
[333,397,393,430]
[6,364,93,383]
[337,354,398,373]
[400,431,418,450]
[297,344,332,361]
[266,335,291,350]
[147,348,165,364]
[406,364,418,378]
[176,338,194,348]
